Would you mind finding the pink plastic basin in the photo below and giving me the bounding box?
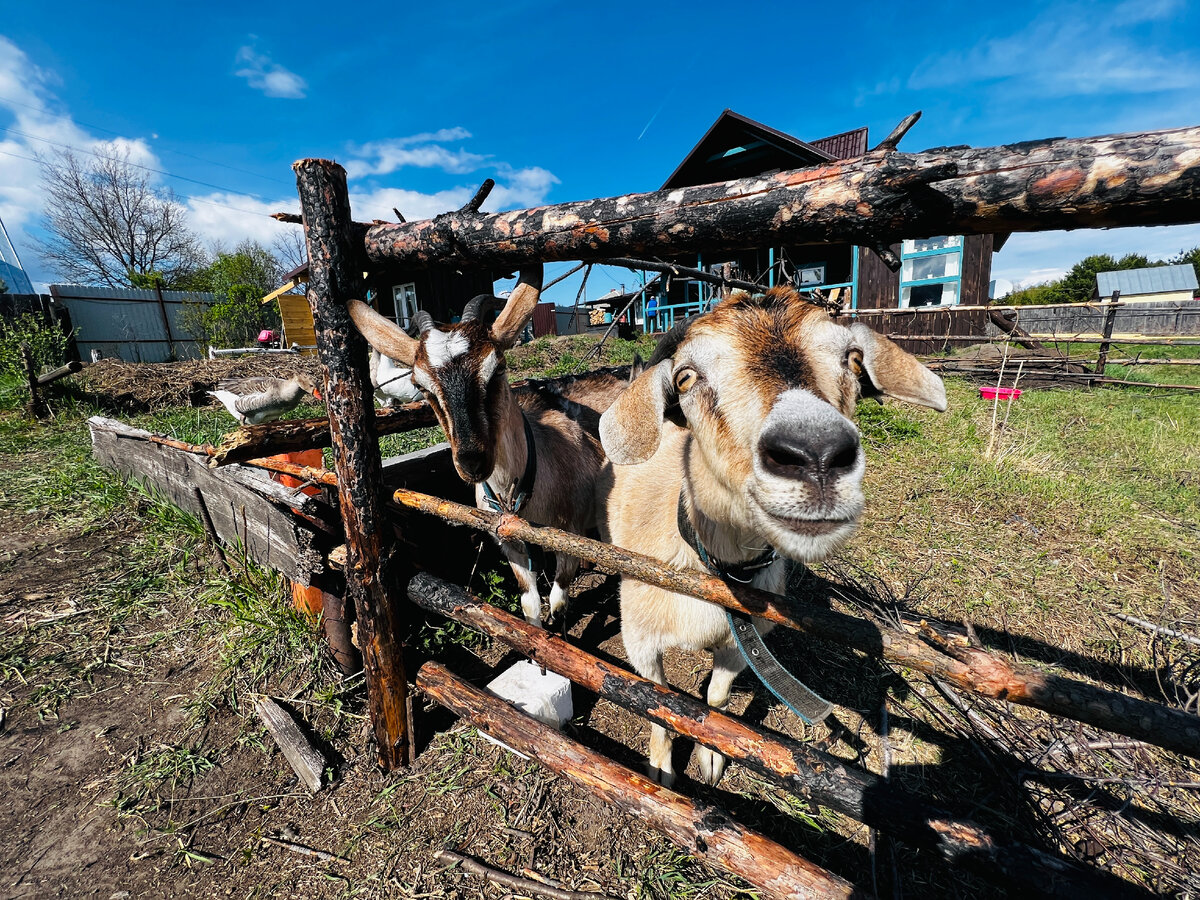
[980,386,1022,401]
[257,329,277,343]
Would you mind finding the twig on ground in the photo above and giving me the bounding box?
[435,849,618,900]
[261,835,349,863]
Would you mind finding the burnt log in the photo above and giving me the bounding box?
[390,489,1200,761]
[295,158,411,769]
[417,661,864,900]
[364,126,1200,270]
[208,401,438,466]
[409,573,1142,898]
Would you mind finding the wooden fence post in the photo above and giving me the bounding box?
[294,157,411,769]
[1095,289,1121,375]
[19,342,49,419]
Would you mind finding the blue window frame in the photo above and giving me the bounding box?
[899,236,964,308]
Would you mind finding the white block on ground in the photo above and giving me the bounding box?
[480,661,573,759]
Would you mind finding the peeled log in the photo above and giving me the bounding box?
[364,126,1200,269]
[417,662,864,900]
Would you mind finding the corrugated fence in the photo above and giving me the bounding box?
[50,284,218,362]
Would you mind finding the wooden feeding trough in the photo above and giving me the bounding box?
[90,117,1200,897]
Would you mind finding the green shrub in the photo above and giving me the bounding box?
[0,313,72,377]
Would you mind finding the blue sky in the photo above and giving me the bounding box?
[2,0,1200,300]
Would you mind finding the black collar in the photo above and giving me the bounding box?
[676,491,777,583]
[482,411,538,514]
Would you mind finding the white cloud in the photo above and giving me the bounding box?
[234,46,307,99]
[0,36,163,288]
[184,193,301,252]
[993,224,1200,288]
[345,143,488,179]
[906,5,1199,99]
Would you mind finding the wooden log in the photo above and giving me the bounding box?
[209,401,438,466]
[409,573,1140,898]
[255,697,328,792]
[295,157,411,769]
[988,309,1046,351]
[35,359,85,385]
[363,125,1200,269]
[390,489,1200,761]
[417,662,863,900]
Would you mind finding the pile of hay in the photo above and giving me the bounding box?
[76,354,324,412]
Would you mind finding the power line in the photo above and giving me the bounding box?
[0,92,293,188]
[1,124,282,201]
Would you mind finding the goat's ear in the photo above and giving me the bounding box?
[491,265,544,347]
[349,300,419,366]
[850,323,948,412]
[600,360,674,465]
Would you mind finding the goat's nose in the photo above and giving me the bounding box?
[456,448,489,481]
[759,422,860,482]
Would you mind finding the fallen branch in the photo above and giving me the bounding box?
[261,835,348,864]
[1114,613,1200,648]
[409,573,1138,897]
[418,662,863,899]
[435,849,617,900]
[391,489,1200,761]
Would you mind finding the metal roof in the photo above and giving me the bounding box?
[1096,264,1198,297]
[809,127,869,160]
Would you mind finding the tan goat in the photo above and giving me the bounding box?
[348,266,626,627]
[598,287,947,786]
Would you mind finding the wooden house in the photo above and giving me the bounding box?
[650,110,996,327]
[262,261,499,350]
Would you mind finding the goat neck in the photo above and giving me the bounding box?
[483,381,532,504]
[680,434,773,567]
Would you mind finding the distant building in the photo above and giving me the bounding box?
[1094,264,1198,303]
[649,110,996,330]
[0,214,35,295]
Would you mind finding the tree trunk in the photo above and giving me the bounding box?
[295,158,411,769]
[417,662,864,900]
[408,573,1140,898]
[364,126,1200,270]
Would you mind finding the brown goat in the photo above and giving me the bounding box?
[598,287,947,785]
[349,267,625,626]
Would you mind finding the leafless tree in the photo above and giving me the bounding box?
[271,226,308,274]
[37,145,207,288]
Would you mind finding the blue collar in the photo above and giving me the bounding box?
[676,491,778,583]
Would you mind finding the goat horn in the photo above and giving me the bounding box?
[648,318,693,365]
[491,264,544,347]
[348,299,420,366]
[460,294,497,324]
[412,310,436,334]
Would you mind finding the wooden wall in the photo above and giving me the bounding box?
[855,243,901,309]
[960,234,994,307]
[841,305,991,355]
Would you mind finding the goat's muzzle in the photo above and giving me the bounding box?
[758,419,860,488]
[454,447,491,483]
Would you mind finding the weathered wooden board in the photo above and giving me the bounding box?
[88,416,332,585]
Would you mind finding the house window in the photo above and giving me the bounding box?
[392,282,418,328]
[798,264,826,287]
[899,236,964,309]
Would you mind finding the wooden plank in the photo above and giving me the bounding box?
[88,416,330,584]
[255,697,328,792]
[262,279,303,304]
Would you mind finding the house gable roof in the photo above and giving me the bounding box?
[661,109,840,190]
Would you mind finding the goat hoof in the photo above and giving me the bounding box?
[695,746,727,786]
[647,763,676,788]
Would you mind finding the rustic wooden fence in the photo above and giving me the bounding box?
[85,119,1200,897]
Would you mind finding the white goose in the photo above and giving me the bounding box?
[208,373,322,425]
[370,348,422,406]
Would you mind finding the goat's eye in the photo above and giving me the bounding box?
[674,367,698,393]
[847,349,864,377]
